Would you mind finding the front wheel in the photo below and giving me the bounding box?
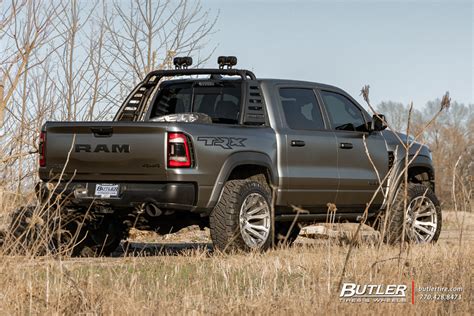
[378,183,442,244]
[210,180,273,252]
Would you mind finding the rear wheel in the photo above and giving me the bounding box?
[8,206,47,255]
[8,206,126,257]
[210,180,273,252]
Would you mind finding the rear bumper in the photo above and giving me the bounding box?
[37,181,196,210]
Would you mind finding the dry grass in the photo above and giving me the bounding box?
[0,211,472,314]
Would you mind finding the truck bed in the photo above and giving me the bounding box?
[40,121,277,209]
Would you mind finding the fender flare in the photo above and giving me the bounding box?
[383,154,435,208]
[395,155,435,185]
[205,151,277,209]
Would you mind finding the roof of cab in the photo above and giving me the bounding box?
[157,74,350,98]
[258,78,348,94]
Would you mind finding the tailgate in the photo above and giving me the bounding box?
[41,122,167,181]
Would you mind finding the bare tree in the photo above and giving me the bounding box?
[0,0,60,131]
[1,0,218,201]
[103,0,217,93]
[0,0,67,201]
[422,101,473,206]
[375,98,473,208]
[376,101,424,136]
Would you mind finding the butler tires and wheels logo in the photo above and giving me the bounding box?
[339,281,464,304]
[339,283,408,303]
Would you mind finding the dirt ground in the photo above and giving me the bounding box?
[0,211,472,314]
[120,210,474,255]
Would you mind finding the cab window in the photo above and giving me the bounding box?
[320,90,367,132]
[279,88,325,130]
[150,81,242,124]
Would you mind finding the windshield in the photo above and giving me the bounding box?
[149,81,242,124]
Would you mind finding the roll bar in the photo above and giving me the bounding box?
[115,68,257,121]
[144,68,257,83]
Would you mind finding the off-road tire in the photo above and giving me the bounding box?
[8,206,47,255]
[378,183,442,244]
[210,180,273,252]
[8,206,126,257]
[250,174,301,246]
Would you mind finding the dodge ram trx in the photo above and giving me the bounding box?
[14,56,441,255]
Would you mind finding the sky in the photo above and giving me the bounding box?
[200,0,473,108]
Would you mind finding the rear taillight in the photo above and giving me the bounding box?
[167,132,192,168]
[39,131,46,167]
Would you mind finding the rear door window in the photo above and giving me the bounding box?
[279,88,325,130]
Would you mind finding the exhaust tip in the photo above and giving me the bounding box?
[145,203,162,217]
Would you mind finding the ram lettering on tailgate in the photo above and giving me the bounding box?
[75,144,130,153]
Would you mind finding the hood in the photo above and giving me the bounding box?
[381,130,432,159]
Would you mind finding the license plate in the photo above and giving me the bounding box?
[95,184,119,198]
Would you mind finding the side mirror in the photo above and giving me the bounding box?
[372,113,387,131]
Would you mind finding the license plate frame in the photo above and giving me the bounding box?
[94,184,120,198]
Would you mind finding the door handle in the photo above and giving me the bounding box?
[91,127,113,137]
[339,142,353,149]
[291,140,306,147]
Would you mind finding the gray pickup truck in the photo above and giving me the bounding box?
[24,56,441,255]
